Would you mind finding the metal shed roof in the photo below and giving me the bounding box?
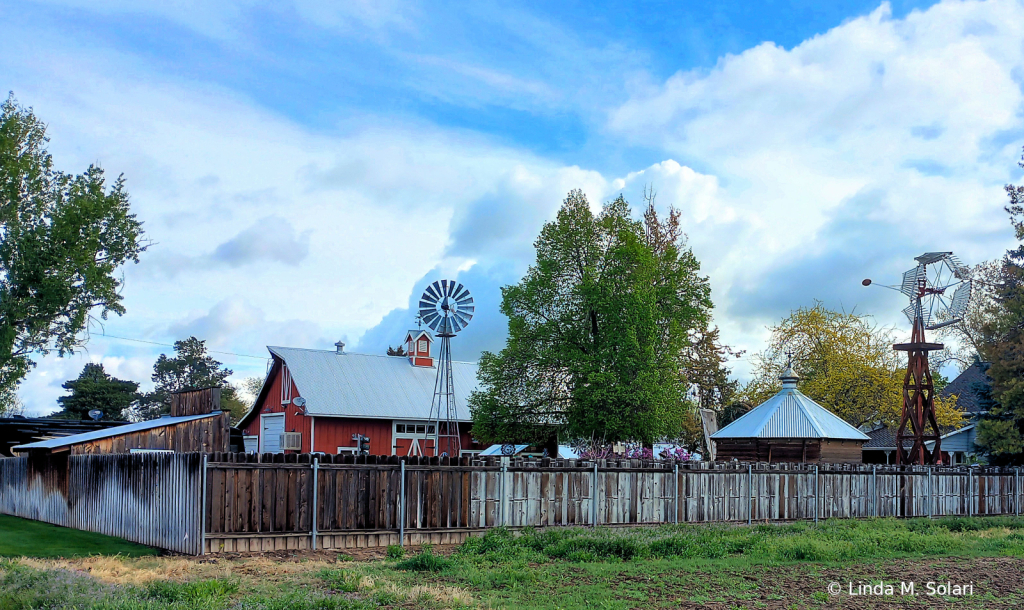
[267,347,479,421]
[11,412,221,452]
[711,366,869,441]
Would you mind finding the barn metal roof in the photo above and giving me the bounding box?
[11,412,221,452]
[711,366,870,441]
[267,347,479,421]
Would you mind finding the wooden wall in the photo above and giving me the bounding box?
[201,453,1024,553]
[171,388,221,417]
[0,453,204,555]
[5,452,1021,556]
[241,359,310,452]
[69,412,230,455]
[715,439,865,463]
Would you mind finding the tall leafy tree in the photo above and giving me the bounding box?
[134,337,245,422]
[0,95,146,397]
[0,388,24,417]
[55,363,136,420]
[740,303,963,429]
[976,147,1024,464]
[469,190,712,446]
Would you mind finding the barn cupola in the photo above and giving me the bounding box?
[404,330,434,367]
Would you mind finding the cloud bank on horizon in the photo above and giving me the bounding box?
[2,0,1022,414]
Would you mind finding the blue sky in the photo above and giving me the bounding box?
[2,0,1023,414]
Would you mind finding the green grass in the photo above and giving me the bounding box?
[4,516,1024,609]
[0,515,158,558]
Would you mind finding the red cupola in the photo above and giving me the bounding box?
[404,330,434,367]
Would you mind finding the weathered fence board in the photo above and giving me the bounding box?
[0,453,203,555]
[6,451,1022,556]
[196,454,1024,553]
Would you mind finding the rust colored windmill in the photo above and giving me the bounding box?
[863,252,972,465]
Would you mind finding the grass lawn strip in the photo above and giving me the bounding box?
[3,516,1024,609]
[0,515,158,558]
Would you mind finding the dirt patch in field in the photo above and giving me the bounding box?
[630,557,1024,609]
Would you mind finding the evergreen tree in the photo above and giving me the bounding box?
[134,337,244,422]
[976,147,1024,464]
[55,363,136,420]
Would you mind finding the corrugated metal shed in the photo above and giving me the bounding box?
[268,347,478,421]
[11,413,221,452]
[711,366,869,441]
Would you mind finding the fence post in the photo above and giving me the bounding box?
[311,458,318,551]
[591,461,599,527]
[813,465,819,525]
[1016,468,1020,517]
[673,462,679,524]
[927,467,932,518]
[968,469,972,517]
[399,460,406,546]
[872,466,877,517]
[747,464,753,525]
[500,457,507,527]
[200,453,207,556]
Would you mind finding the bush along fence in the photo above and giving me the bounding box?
[2,452,1023,555]
[0,453,204,555]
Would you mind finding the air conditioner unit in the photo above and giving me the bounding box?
[281,432,302,451]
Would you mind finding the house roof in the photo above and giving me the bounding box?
[711,366,870,441]
[11,412,221,453]
[405,330,433,342]
[257,346,479,422]
[862,425,915,450]
[0,417,125,457]
[939,361,991,415]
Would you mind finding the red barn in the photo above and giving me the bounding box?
[238,331,482,457]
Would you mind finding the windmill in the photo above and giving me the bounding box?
[863,252,972,465]
[417,280,475,457]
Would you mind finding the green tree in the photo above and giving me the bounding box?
[976,146,1024,464]
[386,345,407,356]
[134,337,244,423]
[0,94,146,398]
[55,363,136,420]
[0,388,24,417]
[469,189,712,446]
[740,303,963,429]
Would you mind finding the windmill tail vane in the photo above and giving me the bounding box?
[863,252,972,466]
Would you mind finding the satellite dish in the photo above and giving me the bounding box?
[417,280,474,336]
[292,397,306,408]
[88,409,103,421]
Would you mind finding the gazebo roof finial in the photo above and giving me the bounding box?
[779,352,799,389]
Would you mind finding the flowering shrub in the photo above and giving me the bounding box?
[576,444,656,460]
[658,447,692,462]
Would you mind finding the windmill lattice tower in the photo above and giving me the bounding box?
[864,252,972,465]
[417,280,474,457]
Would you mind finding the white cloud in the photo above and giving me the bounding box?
[607,0,1024,372]
[9,0,1024,413]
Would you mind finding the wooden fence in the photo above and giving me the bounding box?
[202,453,1024,554]
[0,453,204,555]
[3,452,1022,556]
